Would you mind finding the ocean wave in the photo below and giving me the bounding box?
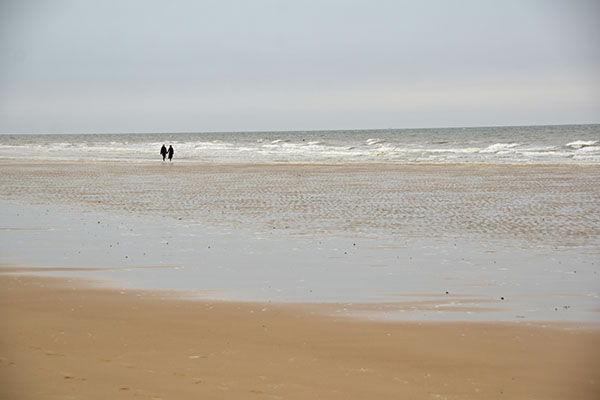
[366,138,385,146]
[566,140,598,149]
[480,143,520,153]
[1,125,599,164]
[574,145,600,154]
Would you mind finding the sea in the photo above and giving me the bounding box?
[1,124,599,164]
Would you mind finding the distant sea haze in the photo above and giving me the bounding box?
[1,124,598,164]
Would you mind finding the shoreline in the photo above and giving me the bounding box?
[2,274,599,399]
[2,158,600,167]
[3,266,600,328]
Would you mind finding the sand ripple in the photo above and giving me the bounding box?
[1,162,599,246]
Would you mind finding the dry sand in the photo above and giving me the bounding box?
[1,274,599,400]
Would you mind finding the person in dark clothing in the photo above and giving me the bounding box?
[160,144,167,161]
[168,145,174,162]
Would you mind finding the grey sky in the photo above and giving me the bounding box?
[1,0,599,133]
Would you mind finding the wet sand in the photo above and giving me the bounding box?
[1,274,599,399]
[1,161,599,245]
[1,161,599,319]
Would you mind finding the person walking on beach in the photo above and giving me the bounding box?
[160,144,167,161]
[167,145,174,162]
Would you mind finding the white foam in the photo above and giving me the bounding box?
[366,138,385,145]
[574,145,600,154]
[1,126,599,165]
[566,140,598,149]
[480,143,520,153]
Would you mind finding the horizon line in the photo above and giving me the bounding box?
[1,122,599,135]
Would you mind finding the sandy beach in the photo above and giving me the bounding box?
[2,274,599,399]
[1,161,600,398]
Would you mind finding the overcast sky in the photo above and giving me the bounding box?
[1,0,599,133]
